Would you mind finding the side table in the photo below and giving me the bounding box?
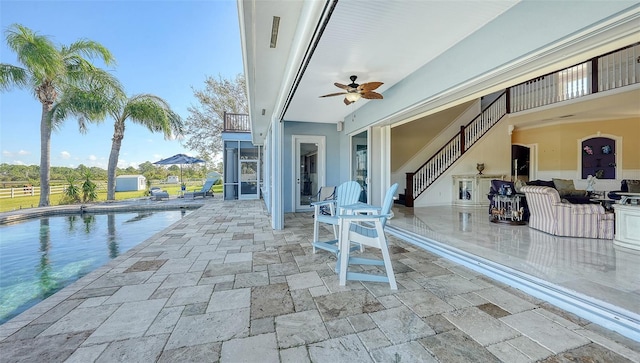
[613,204,640,251]
[490,194,526,225]
[589,197,615,211]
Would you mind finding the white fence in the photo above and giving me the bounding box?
[0,185,67,199]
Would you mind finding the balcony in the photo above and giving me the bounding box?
[510,43,639,112]
[223,112,250,133]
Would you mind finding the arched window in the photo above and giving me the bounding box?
[581,136,616,179]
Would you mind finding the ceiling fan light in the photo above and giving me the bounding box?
[345,92,361,102]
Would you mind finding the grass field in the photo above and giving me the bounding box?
[0,184,223,213]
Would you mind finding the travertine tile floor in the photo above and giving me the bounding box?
[389,204,640,315]
[1,199,639,362]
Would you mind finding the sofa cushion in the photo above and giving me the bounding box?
[566,190,588,197]
[527,180,555,188]
[552,178,576,196]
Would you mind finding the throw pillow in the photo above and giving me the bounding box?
[627,180,640,193]
[553,178,575,196]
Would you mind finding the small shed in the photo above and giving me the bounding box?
[115,175,146,192]
[167,175,180,184]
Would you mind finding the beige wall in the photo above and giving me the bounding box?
[512,117,640,171]
[391,101,474,171]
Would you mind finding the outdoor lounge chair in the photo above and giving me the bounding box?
[150,188,170,200]
[184,177,219,199]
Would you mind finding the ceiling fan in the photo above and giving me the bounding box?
[319,75,383,105]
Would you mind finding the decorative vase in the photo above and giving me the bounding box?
[476,163,485,175]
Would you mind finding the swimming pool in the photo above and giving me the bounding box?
[0,209,192,324]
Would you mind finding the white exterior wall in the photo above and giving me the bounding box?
[115,175,146,192]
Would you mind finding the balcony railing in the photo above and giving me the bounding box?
[224,112,251,133]
[510,43,639,112]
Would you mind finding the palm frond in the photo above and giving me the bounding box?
[4,24,63,83]
[123,94,184,139]
[61,39,116,67]
[0,64,29,90]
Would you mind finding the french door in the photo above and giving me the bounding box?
[293,135,325,211]
[352,130,368,203]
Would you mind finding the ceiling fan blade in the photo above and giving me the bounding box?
[320,92,348,98]
[360,91,383,100]
[358,82,383,92]
[334,83,351,90]
[343,97,353,106]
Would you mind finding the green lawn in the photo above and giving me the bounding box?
[0,184,223,213]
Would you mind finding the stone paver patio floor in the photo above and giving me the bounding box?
[1,199,638,362]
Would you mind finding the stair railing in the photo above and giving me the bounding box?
[405,91,507,207]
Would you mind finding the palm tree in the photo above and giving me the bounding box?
[0,24,122,206]
[105,94,183,200]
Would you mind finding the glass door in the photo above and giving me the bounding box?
[239,141,259,199]
[294,135,325,211]
[352,131,368,203]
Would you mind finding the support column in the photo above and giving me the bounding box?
[271,120,284,230]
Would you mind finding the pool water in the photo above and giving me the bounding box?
[0,210,191,324]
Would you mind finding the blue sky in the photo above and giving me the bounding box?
[0,0,243,169]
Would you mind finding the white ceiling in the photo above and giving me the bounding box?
[283,0,519,124]
[239,0,640,142]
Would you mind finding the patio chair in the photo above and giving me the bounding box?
[312,186,336,217]
[312,181,362,254]
[150,188,169,201]
[337,183,399,289]
[184,177,219,199]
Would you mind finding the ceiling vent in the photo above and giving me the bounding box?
[270,16,280,48]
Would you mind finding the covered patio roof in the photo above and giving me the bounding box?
[238,0,640,143]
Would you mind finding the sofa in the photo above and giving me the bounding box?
[526,179,593,204]
[608,179,640,200]
[521,185,614,239]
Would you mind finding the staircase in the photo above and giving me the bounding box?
[403,91,507,207]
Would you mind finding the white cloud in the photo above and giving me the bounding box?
[18,150,30,155]
[12,160,25,165]
[61,151,71,159]
[2,150,12,157]
[88,155,97,161]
